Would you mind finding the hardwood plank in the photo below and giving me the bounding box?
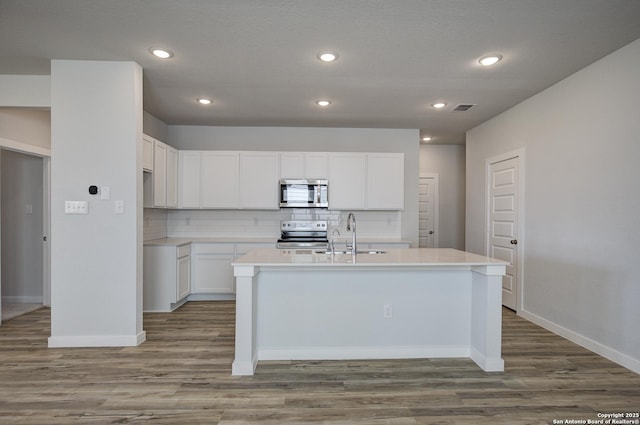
[0,302,638,424]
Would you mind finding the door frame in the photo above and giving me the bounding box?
[419,173,439,248]
[485,149,525,311]
[0,138,52,325]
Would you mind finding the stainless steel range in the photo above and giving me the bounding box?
[276,220,328,249]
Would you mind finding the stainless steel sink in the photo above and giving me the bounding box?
[314,250,387,255]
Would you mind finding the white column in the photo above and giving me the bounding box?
[48,60,144,347]
[470,265,506,372]
[232,265,258,375]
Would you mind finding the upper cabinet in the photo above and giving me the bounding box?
[167,148,404,211]
[178,151,200,209]
[142,134,178,209]
[329,153,367,210]
[142,135,154,172]
[279,152,328,179]
[152,139,167,207]
[329,152,404,211]
[201,151,240,208]
[241,152,279,209]
[367,153,404,210]
[166,146,178,208]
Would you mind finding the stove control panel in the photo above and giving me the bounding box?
[280,220,328,231]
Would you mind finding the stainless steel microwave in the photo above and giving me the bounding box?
[279,179,328,208]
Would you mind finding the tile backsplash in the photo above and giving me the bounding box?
[144,208,401,240]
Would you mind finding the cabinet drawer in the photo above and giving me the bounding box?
[177,244,191,258]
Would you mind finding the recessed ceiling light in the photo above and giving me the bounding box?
[478,54,503,66]
[316,100,331,107]
[318,51,338,62]
[149,48,174,59]
[431,102,447,109]
[197,98,212,105]
[421,136,432,142]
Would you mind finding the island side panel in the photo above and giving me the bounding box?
[232,265,258,376]
[470,265,506,372]
[255,268,473,360]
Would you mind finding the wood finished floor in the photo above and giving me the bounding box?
[0,302,638,425]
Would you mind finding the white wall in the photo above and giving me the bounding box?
[419,144,465,249]
[466,38,640,372]
[143,111,168,142]
[49,60,144,347]
[0,75,50,108]
[1,150,43,303]
[0,109,51,152]
[167,126,420,245]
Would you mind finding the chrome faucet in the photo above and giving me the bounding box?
[346,213,357,255]
[329,229,341,255]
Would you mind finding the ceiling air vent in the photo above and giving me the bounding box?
[452,104,476,112]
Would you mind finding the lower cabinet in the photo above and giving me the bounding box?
[191,242,274,296]
[191,244,235,294]
[143,243,191,312]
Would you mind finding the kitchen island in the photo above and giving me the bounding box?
[231,248,507,375]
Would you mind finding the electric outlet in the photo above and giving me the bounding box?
[383,304,393,319]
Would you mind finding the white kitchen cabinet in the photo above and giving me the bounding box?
[143,243,191,312]
[241,152,279,209]
[279,152,328,179]
[279,152,304,179]
[328,152,404,211]
[367,153,404,210]
[166,145,178,208]
[142,134,154,172]
[328,153,367,210]
[306,152,328,178]
[201,151,240,208]
[152,139,167,207]
[179,151,201,208]
[191,243,235,294]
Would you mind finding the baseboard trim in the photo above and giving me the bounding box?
[519,308,640,375]
[48,331,146,348]
[258,345,471,361]
[1,296,44,304]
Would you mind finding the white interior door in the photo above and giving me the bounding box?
[419,175,438,247]
[488,156,519,310]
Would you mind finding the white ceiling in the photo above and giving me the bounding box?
[2,0,640,145]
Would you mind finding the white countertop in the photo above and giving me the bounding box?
[232,248,507,268]
[144,237,276,246]
[143,237,411,247]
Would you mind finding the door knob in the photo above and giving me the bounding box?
[510,239,518,245]
[429,231,434,235]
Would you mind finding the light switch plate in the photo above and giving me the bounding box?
[65,201,89,214]
[100,186,110,200]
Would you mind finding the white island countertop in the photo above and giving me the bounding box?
[231,247,508,376]
[232,247,507,268]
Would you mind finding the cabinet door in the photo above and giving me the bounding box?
[328,153,366,210]
[201,152,240,208]
[279,152,304,179]
[153,140,167,207]
[179,151,201,208]
[142,135,154,172]
[367,153,404,210]
[176,256,191,300]
[240,152,279,209]
[193,253,235,294]
[166,146,178,208]
[306,152,328,179]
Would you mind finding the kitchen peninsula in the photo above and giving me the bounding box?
[231,248,508,375]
